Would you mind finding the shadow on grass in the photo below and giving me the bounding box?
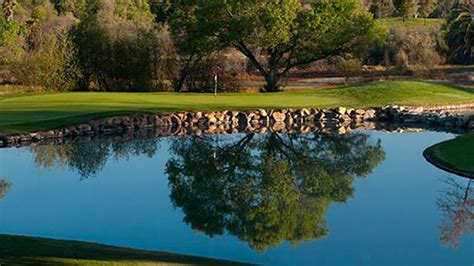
[0,234,252,265]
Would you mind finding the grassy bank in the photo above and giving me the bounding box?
[424,134,474,178]
[0,234,249,265]
[1,80,474,134]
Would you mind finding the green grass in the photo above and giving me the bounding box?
[0,234,250,265]
[425,134,474,177]
[379,17,444,28]
[1,80,474,134]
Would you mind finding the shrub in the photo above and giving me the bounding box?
[10,32,81,91]
[369,27,444,73]
[71,0,156,91]
[332,55,363,84]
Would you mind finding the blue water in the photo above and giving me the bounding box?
[0,130,472,265]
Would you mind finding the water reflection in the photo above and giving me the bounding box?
[0,178,11,201]
[32,138,162,179]
[438,177,473,248]
[166,132,386,251]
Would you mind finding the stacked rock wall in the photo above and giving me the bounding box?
[1,106,473,148]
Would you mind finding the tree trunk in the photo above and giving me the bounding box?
[263,69,281,92]
[174,72,187,92]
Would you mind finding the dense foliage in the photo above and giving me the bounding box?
[0,0,472,92]
[443,3,474,64]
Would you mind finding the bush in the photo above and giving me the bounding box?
[71,0,156,91]
[332,55,363,84]
[369,27,444,73]
[10,32,81,91]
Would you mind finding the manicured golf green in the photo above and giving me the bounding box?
[1,80,474,134]
[0,234,248,265]
[424,134,474,178]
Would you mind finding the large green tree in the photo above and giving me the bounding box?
[170,0,383,92]
[443,3,474,64]
[71,0,156,91]
[166,132,385,251]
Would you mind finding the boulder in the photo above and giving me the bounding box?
[364,109,376,120]
[272,112,286,122]
[336,107,347,115]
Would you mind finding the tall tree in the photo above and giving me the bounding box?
[170,0,383,92]
[369,0,395,18]
[71,0,156,91]
[443,3,474,64]
[418,0,437,23]
[394,0,417,20]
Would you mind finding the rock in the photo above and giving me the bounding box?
[259,109,268,117]
[272,122,286,132]
[111,117,123,126]
[272,112,286,122]
[315,112,326,121]
[336,107,347,115]
[78,124,92,133]
[354,109,366,115]
[364,109,376,120]
[300,108,311,117]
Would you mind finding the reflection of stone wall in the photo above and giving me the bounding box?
[1,105,473,148]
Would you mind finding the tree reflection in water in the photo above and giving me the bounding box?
[438,177,473,249]
[166,132,386,251]
[0,178,11,201]
[31,138,162,179]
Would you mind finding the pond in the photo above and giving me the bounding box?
[0,130,472,265]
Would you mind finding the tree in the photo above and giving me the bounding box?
[166,132,385,251]
[51,0,87,17]
[0,0,26,62]
[71,0,156,91]
[394,0,417,21]
[170,0,384,92]
[2,0,16,21]
[418,0,437,24]
[443,3,474,64]
[148,0,173,23]
[369,0,395,18]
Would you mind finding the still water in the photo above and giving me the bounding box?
[0,130,472,265]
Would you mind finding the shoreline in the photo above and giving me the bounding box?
[1,104,473,148]
[423,149,474,179]
[0,234,251,265]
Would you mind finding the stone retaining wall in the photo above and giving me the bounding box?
[1,105,473,148]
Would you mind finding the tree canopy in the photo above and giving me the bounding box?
[170,0,385,92]
[443,3,474,65]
